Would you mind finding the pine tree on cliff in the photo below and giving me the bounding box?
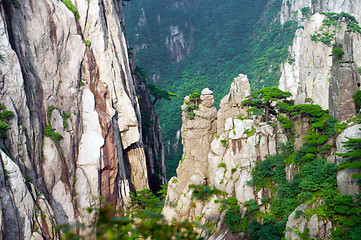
[336,130,361,183]
[242,87,292,122]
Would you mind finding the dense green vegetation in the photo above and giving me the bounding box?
[0,104,14,138]
[61,0,80,20]
[310,12,361,46]
[336,131,361,183]
[227,88,361,239]
[242,87,292,122]
[124,0,298,177]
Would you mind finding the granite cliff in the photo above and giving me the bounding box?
[0,0,165,239]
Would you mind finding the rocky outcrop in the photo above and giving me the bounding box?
[163,88,217,221]
[0,0,165,238]
[279,0,361,113]
[280,0,361,25]
[285,204,333,240]
[165,25,195,63]
[279,13,333,109]
[329,31,360,120]
[163,75,285,227]
[279,8,361,115]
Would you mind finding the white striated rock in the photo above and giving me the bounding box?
[235,170,254,203]
[0,150,34,240]
[280,0,361,24]
[279,13,332,110]
[309,214,319,238]
[75,88,103,224]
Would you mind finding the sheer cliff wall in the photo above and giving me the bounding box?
[0,0,164,239]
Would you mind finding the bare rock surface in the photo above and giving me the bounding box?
[0,0,164,238]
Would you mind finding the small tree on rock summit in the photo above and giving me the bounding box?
[242,87,292,122]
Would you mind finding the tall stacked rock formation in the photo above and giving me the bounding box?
[163,74,285,227]
[0,0,165,239]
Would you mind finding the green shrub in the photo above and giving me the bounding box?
[243,199,259,213]
[218,162,226,168]
[85,40,91,46]
[336,131,361,183]
[10,0,19,8]
[332,48,344,60]
[0,122,10,138]
[237,115,248,120]
[60,197,205,239]
[294,210,305,219]
[188,92,200,102]
[298,158,338,193]
[304,97,313,103]
[0,105,14,138]
[248,219,285,240]
[245,128,256,137]
[44,125,63,146]
[24,176,32,184]
[251,153,286,189]
[189,185,222,201]
[243,87,292,122]
[129,189,161,213]
[220,139,227,147]
[220,197,242,234]
[353,90,361,113]
[301,7,311,18]
[48,105,55,120]
[61,112,70,129]
[278,115,294,130]
[147,83,176,105]
[61,0,80,20]
[184,92,200,119]
[311,12,361,46]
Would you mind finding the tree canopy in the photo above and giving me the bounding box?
[242,87,292,122]
[147,84,176,105]
[336,129,361,183]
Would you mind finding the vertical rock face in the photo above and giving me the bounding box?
[280,0,361,25]
[0,0,164,238]
[329,31,360,121]
[165,25,195,63]
[279,3,361,112]
[279,13,333,109]
[133,68,167,192]
[163,88,217,221]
